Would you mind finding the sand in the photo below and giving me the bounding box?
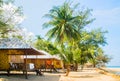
[0,72,61,81]
[59,68,120,81]
[102,68,120,73]
[0,68,120,81]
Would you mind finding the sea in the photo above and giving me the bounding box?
[107,66,120,68]
[106,66,120,75]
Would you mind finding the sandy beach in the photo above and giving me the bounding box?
[0,68,120,81]
[102,68,120,72]
[0,72,61,81]
[59,68,120,81]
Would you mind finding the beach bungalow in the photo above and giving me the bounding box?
[24,51,62,72]
[0,38,44,79]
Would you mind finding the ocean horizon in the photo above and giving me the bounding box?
[107,66,120,68]
[106,66,120,75]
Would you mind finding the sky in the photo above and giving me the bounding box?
[14,0,120,66]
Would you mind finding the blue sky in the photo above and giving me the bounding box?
[15,0,120,66]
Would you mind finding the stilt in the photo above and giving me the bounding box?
[25,70,28,79]
[7,70,10,76]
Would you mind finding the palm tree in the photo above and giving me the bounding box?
[43,2,82,75]
[43,2,80,44]
[94,48,111,67]
[79,29,108,68]
[43,2,97,75]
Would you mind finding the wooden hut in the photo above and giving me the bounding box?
[25,51,62,72]
[0,38,44,79]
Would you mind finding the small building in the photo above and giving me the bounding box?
[0,38,44,78]
[25,51,62,72]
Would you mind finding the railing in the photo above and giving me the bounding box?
[9,63,25,70]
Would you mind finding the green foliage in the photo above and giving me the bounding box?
[76,28,108,66]
[41,1,110,69]
[34,35,60,55]
[43,2,82,44]
[96,48,111,65]
[0,0,24,38]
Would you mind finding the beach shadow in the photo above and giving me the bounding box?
[0,73,60,81]
[68,75,94,78]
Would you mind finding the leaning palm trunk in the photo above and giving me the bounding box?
[74,62,78,71]
[92,60,96,68]
[65,65,70,76]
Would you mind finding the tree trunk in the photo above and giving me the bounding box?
[93,61,96,68]
[65,65,70,76]
[80,65,84,71]
[75,62,78,71]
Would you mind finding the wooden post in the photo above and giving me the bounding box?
[7,69,10,76]
[45,60,46,71]
[35,55,37,69]
[24,50,28,79]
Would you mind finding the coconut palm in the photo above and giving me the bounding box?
[43,2,97,75]
[78,29,108,68]
[43,2,81,44]
[94,48,111,67]
[43,3,81,75]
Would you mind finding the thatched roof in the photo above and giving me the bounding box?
[0,38,31,49]
[0,38,44,55]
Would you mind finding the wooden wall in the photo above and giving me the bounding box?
[0,50,9,70]
[0,49,24,70]
[25,59,62,69]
